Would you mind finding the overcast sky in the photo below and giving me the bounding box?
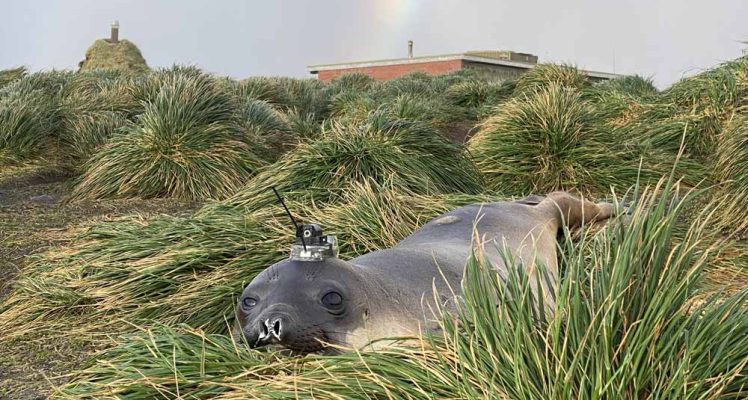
[1,0,747,88]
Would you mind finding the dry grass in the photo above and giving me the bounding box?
[78,39,148,75]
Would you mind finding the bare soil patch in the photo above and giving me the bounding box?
[0,165,196,399]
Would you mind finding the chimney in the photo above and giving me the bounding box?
[408,40,413,59]
[110,20,119,43]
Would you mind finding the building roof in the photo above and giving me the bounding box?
[308,52,621,80]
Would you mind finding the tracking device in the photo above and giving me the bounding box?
[290,224,339,261]
[272,187,339,262]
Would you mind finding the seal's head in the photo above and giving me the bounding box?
[235,257,370,354]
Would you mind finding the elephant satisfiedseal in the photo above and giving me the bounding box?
[235,191,614,354]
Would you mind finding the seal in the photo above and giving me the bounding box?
[235,191,614,354]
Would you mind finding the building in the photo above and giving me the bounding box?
[308,45,620,82]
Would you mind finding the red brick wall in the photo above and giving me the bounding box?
[317,60,464,81]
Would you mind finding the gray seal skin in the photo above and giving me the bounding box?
[235,191,614,354]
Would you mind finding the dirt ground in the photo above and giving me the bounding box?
[0,165,195,399]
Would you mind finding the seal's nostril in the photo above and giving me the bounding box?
[272,319,282,337]
[257,319,270,343]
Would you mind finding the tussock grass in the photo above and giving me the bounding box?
[235,76,331,138]
[0,71,72,158]
[388,93,469,129]
[0,207,285,337]
[54,181,748,399]
[273,78,331,117]
[328,90,375,119]
[469,84,660,196]
[653,58,748,158]
[0,70,136,164]
[591,74,658,98]
[234,77,284,104]
[218,112,483,212]
[381,72,437,97]
[664,58,748,113]
[102,67,234,122]
[326,72,378,94]
[332,91,469,131]
[713,115,748,236]
[243,77,330,117]
[234,98,293,161]
[638,112,718,160]
[0,69,75,98]
[284,108,321,138]
[78,39,149,75]
[514,63,590,96]
[51,325,276,399]
[1,67,485,174]
[445,79,514,110]
[0,66,27,89]
[56,72,139,168]
[440,182,748,399]
[58,111,130,169]
[0,89,59,158]
[700,238,748,295]
[326,71,488,142]
[69,74,263,201]
[128,65,207,105]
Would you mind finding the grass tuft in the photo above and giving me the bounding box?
[219,112,483,212]
[591,74,658,98]
[514,63,590,96]
[78,39,149,75]
[69,74,263,201]
[713,115,748,236]
[469,84,661,195]
[0,66,27,89]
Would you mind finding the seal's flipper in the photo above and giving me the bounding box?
[542,191,615,229]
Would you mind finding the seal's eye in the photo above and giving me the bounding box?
[242,297,257,310]
[321,291,343,308]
